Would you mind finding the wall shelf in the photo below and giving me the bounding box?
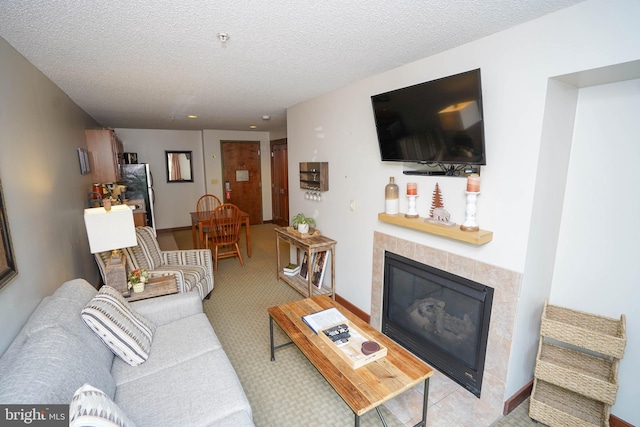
[377,212,493,245]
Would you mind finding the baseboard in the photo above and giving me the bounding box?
[503,379,632,427]
[157,226,191,233]
[503,380,533,415]
[158,222,273,234]
[610,414,633,427]
[334,294,370,324]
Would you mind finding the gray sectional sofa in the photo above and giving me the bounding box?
[0,278,254,427]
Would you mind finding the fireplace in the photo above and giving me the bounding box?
[382,251,493,397]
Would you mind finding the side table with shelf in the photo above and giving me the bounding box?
[274,226,336,299]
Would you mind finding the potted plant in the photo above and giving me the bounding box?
[290,213,316,234]
[128,268,149,293]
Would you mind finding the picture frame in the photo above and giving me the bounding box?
[310,250,329,289]
[77,148,91,175]
[0,179,18,290]
[124,152,138,164]
[299,252,311,280]
[165,150,194,183]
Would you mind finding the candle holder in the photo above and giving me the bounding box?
[460,191,480,232]
[405,195,419,218]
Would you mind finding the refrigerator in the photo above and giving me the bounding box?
[121,164,156,232]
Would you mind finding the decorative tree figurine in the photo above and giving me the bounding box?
[426,182,455,226]
[429,183,444,217]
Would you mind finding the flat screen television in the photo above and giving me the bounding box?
[371,69,486,166]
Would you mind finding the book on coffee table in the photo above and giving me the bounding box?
[302,307,347,334]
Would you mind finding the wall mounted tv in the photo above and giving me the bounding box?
[371,69,486,167]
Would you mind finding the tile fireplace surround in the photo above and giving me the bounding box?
[371,231,522,426]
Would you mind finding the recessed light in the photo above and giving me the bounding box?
[217,32,230,42]
[249,125,258,129]
[186,115,198,119]
[262,115,271,120]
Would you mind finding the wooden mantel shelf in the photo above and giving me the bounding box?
[378,212,493,245]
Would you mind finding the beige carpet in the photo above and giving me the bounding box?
[172,224,405,427]
[169,225,541,427]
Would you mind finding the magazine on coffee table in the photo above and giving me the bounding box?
[302,307,347,334]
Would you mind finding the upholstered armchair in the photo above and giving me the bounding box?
[94,226,214,300]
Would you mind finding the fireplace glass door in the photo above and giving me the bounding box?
[382,252,493,397]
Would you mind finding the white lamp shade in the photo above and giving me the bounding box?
[84,205,137,254]
[438,100,481,131]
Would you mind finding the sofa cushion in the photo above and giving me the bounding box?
[82,286,156,366]
[0,328,116,404]
[70,384,137,427]
[112,313,222,386]
[0,279,114,378]
[115,349,253,427]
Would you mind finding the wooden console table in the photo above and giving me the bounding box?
[274,227,336,299]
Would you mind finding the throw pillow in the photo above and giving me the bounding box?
[70,384,137,427]
[81,286,156,366]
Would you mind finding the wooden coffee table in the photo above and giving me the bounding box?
[125,275,178,302]
[268,295,434,427]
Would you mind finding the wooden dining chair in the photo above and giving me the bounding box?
[196,194,222,213]
[196,194,222,245]
[206,203,245,271]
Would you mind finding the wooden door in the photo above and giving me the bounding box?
[270,139,289,227]
[221,141,263,225]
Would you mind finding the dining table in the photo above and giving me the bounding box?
[190,210,251,257]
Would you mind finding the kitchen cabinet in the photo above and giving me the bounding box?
[132,211,147,227]
[85,129,124,183]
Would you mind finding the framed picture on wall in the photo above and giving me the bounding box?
[77,148,91,175]
[0,179,18,290]
[124,152,138,164]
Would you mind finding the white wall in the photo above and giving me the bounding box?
[286,0,640,420]
[114,129,206,229]
[0,38,100,354]
[548,78,640,423]
[202,129,272,222]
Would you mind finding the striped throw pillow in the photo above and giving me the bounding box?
[70,384,136,427]
[81,286,156,366]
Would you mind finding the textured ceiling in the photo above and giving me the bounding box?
[0,1,584,132]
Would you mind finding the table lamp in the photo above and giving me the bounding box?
[84,205,137,295]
